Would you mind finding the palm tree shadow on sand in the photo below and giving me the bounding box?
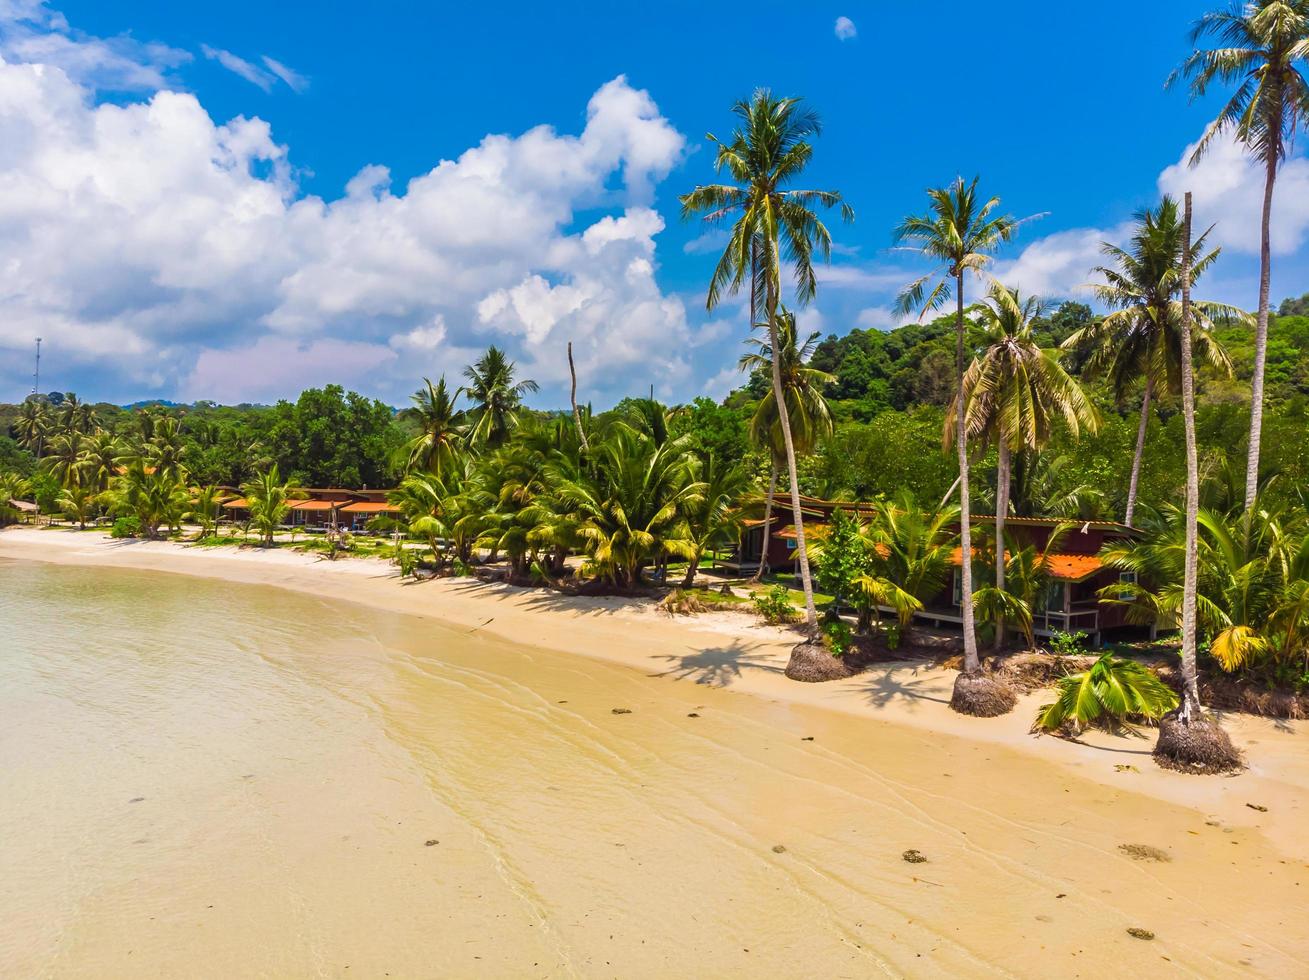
[848,664,951,709]
[651,640,785,687]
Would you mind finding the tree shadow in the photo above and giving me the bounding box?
[850,665,952,709]
[650,640,785,687]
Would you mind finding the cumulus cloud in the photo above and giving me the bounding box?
[0,1,189,90]
[0,40,700,405]
[1158,133,1309,256]
[834,16,856,40]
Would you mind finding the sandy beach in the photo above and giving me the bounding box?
[4,526,1309,976]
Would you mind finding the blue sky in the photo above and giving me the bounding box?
[2,1,1307,407]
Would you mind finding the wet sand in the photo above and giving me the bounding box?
[3,528,1309,976]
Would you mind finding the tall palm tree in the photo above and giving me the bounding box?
[894,177,1026,712]
[401,377,465,476]
[1170,0,1309,511]
[1063,196,1242,525]
[56,393,97,436]
[949,282,1100,647]
[680,90,853,630]
[461,346,538,448]
[43,430,87,487]
[13,399,49,458]
[1154,193,1239,771]
[77,430,123,492]
[142,416,188,481]
[738,308,835,582]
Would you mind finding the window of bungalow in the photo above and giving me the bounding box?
[1040,580,1063,613]
[1118,570,1137,600]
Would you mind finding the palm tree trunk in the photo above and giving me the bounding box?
[993,439,1009,652]
[749,466,778,584]
[766,283,818,630]
[567,341,589,452]
[956,275,979,672]
[681,547,701,589]
[1178,192,1202,721]
[1124,377,1152,528]
[1244,152,1276,513]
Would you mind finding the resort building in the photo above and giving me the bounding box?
[220,487,402,531]
[730,496,1141,646]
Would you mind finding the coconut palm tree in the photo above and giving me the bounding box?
[401,377,465,476]
[894,177,1027,715]
[1035,653,1179,733]
[461,346,538,448]
[1062,196,1243,526]
[1169,0,1309,511]
[104,460,189,538]
[56,393,98,436]
[42,430,88,488]
[242,466,303,546]
[188,485,227,540]
[57,482,99,529]
[13,399,49,458]
[869,491,961,610]
[949,282,1100,647]
[738,308,835,581]
[78,431,124,492]
[142,416,188,481]
[680,453,750,588]
[681,90,852,630]
[0,472,31,525]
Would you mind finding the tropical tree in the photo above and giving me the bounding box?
[57,482,99,529]
[401,377,465,476]
[553,424,703,588]
[813,508,922,632]
[681,90,853,631]
[78,431,124,492]
[680,454,750,588]
[1062,196,1242,525]
[894,176,1026,714]
[461,346,538,448]
[1170,0,1309,510]
[104,460,189,538]
[56,393,98,436]
[142,416,188,481]
[949,282,1099,647]
[738,308,835,581]
[868,491,960,611]
[42,430,88,488]
[1035,653,1179,733]
[0,472,31,525]
[13,399,49,457]
[188,485,227,540]
[242,466,303,546]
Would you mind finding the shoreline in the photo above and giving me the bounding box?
[5,524,1308,862]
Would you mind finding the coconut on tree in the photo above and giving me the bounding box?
[681,90,853,631]
[894,177,1029,716]
[1170,0,1309,512]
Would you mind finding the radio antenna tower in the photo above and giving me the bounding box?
[32,337,42,397]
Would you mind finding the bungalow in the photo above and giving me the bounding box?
[730,496,1141,646]
[219,487,401,531]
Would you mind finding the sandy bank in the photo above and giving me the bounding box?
[4,525,1308,862]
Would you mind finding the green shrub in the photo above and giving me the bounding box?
[884,622,902,650]
[110,515,140,539]
[822,619,853,656]
[394,546,418,578]
[1049,630,1089,657]
[753,583,799,625]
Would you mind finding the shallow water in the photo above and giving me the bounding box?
[2,559,1306,978]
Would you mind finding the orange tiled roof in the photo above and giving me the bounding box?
[221,498,249,509]
[338,501,400,514]
[949,547,1104,582]
[289,499,340,511]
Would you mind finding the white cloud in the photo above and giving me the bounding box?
[834,16,856,40]
[855,306,902,331]
[261,54,307,93]
[0,1,188,90]
[1158,133,1309,256]
[201,44,274,91]
[992,225,1127,300]
[0,41,702,404]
